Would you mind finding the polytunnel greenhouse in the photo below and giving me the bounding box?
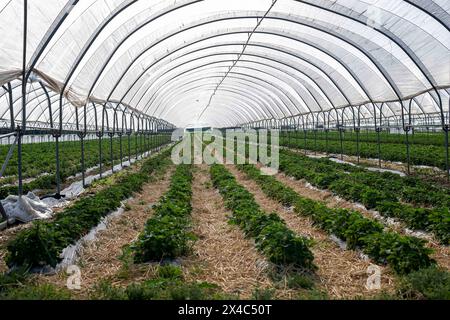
[0,0,449,305]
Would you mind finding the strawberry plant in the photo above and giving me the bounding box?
[132,165,194,262]
[279,150,450,244]
[237,164,435,275]
[6,149,173,268]
[210,164,315,270]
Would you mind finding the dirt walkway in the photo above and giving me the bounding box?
[227,165,397,299]
[182,165,275,299]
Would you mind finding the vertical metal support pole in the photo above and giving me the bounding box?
[303,129,307,155]
[98,133,103,179]
[444,126,449,182]
[356,128,361,164]
[325,129,329,155]
[140,131,143,157]
[17,127,23,196]
[339,128,344,160]
[405,127,411,175]
[109,133,114,174]
[55,134,61,197]
[80,134,86,187]
[18,1,28,197]
[314,129,317,156]
[119,134,123,168]
[288,121,291,147]
[376,127,382,168]
[127,133,131,163]
[135,132,138,160]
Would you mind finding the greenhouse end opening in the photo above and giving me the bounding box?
[171,129,280,174]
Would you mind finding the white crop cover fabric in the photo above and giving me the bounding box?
[0,0,449,128]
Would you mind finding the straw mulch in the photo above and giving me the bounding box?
[37,166,175,298]
[182,165,276,299]
[228,165,397,299]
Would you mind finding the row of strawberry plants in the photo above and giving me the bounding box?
[210,164,315,270]
[281,130,445,147]
[278,149,450,205]
[5,148,173,268]
[280,135,447,170]
[0,137,171,199]
[222,133,450,206]
[279,150,450,244]
[132,165,194,262]
[237,164,435,275]
[0,134,170,182]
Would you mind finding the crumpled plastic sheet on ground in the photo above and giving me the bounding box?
[1,192,53,223]
[1,150,158,222]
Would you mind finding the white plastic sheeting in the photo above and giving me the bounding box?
[0,0,449,128]
[1,192,53,223]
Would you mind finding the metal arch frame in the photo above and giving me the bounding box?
[133,53,311,116]
[148,67,300,120]
[145,65,298,119]
[295,0,447,133]
[0,82,16,130]
[403,0,450,31]
[169,78,279,120]
[157,83,263,124]
[210,86,277,120]
[144,62,306,118]
[295,0,445,89]
[119,38,343,111]
[5,88,167,133]
[149,72,300,124]
[58,0,138,133]
[94,13,419,118]
[109,21,400,126]
[5,3,447,130]
[2,1,449,186]
[159,82,273,121]
[0,81,165,131]
[144,63,315,120]
[0,80,141,124]
[170,100,252,126]
[136,64,284,119]
[201,108,247,128]
[140,71,278,121]
[166,43,335,110]
[25,0,79,81]
[159,87,263,124]
[128,49,329,114]
[93,14,391,118]
[104,24,365,121]
[0,80,169,131]
[81,0,203,111]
